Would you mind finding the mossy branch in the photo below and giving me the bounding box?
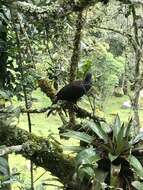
[38,79,56,101]
[4,0,100,20]
[0,120,74,184]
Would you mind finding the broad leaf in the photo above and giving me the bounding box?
[128,155,143,179]
[61,130,94,143]
[94,169,108,190]
[124,118,133,138]
[86,120,108,143]
[116,123,126,153]
[113,114,121,140]
[78,166,95,181]
[108,153,118,162]
[76,148,100,167]
[62,146,83,152]
[0,157,9,175]
[0,157,8,168]
[132,181,143,190]
[132,132,143,145]
[0,165,9,176]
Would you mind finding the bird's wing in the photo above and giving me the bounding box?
[56,81,85,102]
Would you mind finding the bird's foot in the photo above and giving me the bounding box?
[71,103,78,111]
[47,104,61,117]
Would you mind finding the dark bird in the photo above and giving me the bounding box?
[47,73,92,116]
[54,72,92,104]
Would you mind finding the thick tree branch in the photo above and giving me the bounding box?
[0,120,75,185]
[38,79,56,101]
[4,0,100,20]
[68,10,84,126]
[69,10,84,83]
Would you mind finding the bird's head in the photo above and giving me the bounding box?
[84,72,92,84]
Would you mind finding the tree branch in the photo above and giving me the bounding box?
[92,25,137,50]
[4,0,100,20]
[130,0,143,4]
[0,145,22,156]
[69,10,84,83]
[0,119,75,185]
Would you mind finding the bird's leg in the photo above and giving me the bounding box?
[47,104,61,117]
[62,107,68,117]
[67,102,77,128]
[59,100,68,117]
[72,103,79,111]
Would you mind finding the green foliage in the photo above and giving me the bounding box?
[132,181,143,190]
[128,155,143,179]
[107,36,125,56]
[62,130,94,143]
[0,156,9,177]
[80,41,125,103]
[63,115,143,189]
[0,155,11,188]
[75,148,100,181]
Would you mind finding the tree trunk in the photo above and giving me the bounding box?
[130,5,142,131]
[131,86,140,130]
[69,10,84,128]
[130,48,141,131]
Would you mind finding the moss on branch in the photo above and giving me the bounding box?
[0,120,74,184]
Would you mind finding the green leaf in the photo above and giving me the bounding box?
[128,155,143,179]
[113,114,121,142]
[94,169,108,190]
[132,132,143,145]
[62,146,83,152]
[0,157,8,168]
[0,157,9,176]
[0,90,10,100]
[61,130,94,143]
[76,148,100,167]
[124,118,132,138]
[116,123,126,153]
[78,166,95,181]
[108,153,118,162]
[132,181,143,190]
[86,121,108,143]
[0,165,9,176]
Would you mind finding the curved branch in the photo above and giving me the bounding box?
[4,0,100,20]
[0,120,74,184]
[92,25,137,50]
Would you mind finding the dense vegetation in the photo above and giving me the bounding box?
[0,0,143,190]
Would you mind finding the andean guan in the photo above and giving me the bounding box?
[54,72,92,103]
[47,73,92,116]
